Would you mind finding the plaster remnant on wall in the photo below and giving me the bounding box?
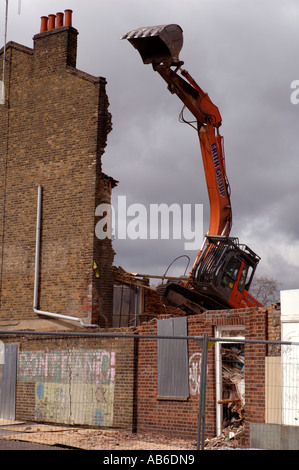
[18,349,115,426]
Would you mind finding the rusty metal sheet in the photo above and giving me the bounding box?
[0,344,17,420]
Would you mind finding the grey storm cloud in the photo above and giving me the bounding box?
[3,0,299,289]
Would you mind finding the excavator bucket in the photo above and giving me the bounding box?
[122,24,183,66]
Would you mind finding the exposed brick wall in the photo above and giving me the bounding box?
[143,284,193,320]
[136,308,267,446]
[266,303,281,356]
[0,22,115,325]
[1,330,136,430]
[244,308,267,445]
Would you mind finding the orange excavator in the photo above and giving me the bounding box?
[123,24,262,312]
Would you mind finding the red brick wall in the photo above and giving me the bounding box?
[0,23,115,325]
[244,308,267,445]
[136,308,267,446]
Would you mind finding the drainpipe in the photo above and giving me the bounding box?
[0,0,8,105]
[33,185,98,328]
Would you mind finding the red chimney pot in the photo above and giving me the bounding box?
[40,16,48,33]
[56,12,64,28]
[64,9,73,26]
[48,14,56,30]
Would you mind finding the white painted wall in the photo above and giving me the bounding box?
[280,289,299,426]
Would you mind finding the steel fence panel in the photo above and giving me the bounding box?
[0,330,298,450]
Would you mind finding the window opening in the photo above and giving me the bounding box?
[113,284,143,327]
[244,265,254,290]
[221,258,241,290]
[237,266,247,293]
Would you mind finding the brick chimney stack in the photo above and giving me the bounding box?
[33,9,78,70]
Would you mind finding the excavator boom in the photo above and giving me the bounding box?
[123,25,231,244]
[123,24,262,312]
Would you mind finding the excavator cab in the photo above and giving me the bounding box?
[165,236,262,312]
[122,24,184,66]
[190,236,261,309]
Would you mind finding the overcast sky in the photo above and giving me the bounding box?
[3,0,299,292]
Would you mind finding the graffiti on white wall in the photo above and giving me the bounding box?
[18,349,115,426]
[281,328,299,426]
[189,352,202,396]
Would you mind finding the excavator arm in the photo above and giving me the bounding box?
[123,26,232,266]
[123,24,262,311]
[154,64,233,273]
[153,64,232,237]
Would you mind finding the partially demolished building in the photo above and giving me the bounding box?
[0,11,293,450]
[0,10,116,328]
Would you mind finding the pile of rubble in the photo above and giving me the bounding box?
[205,425,245,449]
[220,344,245,427]
[205,343,245,449]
